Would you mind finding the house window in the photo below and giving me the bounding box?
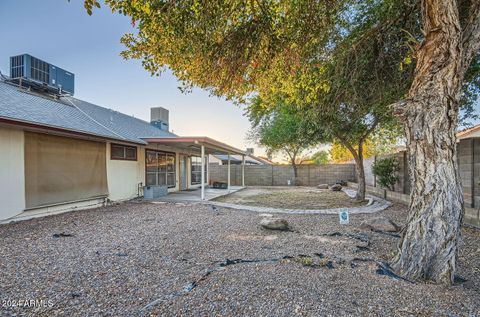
[111,144,137,161]
[146,150,176,188]
[191,156,207,185]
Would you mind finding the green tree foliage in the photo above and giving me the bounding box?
[83,0,480,283]
[248,99,322,180]
[309,151,330,165]
[372,157,399,191]
[82,0,478,201]
[330,129,400,163]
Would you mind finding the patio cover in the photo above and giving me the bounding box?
[142,136,246,200]
[141,136,245,156]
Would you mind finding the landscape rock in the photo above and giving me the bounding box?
[260,218,289,231]
[360,216,400,232]
[330,184,342,191]
[317,184,328,189]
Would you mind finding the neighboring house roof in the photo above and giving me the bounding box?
[457,124,480,139]
[253,156,274,165]
[211,154,273,165]
[213,154,260,164]
[0,79,176,144]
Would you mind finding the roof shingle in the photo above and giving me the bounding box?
[0,80,176,144]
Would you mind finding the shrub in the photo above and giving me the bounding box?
[372,157,399,191]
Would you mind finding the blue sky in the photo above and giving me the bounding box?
[0,0,258,154]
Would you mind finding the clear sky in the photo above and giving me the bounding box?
[0,0,260,155]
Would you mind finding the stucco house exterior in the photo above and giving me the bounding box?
[0,78,245,223]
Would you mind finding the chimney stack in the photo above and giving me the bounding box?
[150,107,169,131]
[246,148,254,155]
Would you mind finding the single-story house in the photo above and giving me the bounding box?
[0,77,245,223]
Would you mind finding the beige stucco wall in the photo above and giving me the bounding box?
[0,126,25,220]
[106,142,146,201]
[0,134,210,223]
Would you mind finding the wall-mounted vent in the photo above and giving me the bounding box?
[9,54,75,95]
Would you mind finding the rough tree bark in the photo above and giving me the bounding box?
[392,0,480,284]
[287,149,299,185]
[343,141,366,201]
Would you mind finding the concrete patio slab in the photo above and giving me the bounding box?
[153,186,245,202]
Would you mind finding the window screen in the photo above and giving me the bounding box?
[24,132,108,208]
[145,150,176,188]
[111,144,137,161]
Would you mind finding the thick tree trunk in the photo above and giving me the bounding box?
[354,142,365,201]
[292,162,298,178]
[288,151,299,185]
[392,0,464,284]
[354,154,366,201]
[342,140,366,201]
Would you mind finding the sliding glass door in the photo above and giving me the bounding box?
[191,156,207,185]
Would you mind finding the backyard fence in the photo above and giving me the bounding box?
[359,138,480,227]
[208,163,356,187]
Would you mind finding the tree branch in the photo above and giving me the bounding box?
[335,133,360,161]
[361,118,379,142]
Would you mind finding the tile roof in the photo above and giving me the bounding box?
[0,80,176,144]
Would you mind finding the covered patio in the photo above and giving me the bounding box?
[154,186,245,202]
[142,136,246,200]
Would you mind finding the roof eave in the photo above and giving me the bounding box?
[0,116,147,145]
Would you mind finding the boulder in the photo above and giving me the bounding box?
[360,217,400,232]
[260,218,289,231]
[330,184,342,191]
[317,184,328,189]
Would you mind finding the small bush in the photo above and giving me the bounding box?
[372,157,399,191]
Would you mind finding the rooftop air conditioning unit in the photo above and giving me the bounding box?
[10,54,75,95]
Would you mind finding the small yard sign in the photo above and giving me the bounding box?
[339,209,349,225]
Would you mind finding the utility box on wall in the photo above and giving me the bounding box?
[10,54,75,95]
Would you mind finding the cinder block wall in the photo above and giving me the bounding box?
[351,138,479,228]
[208,163,356,186]
[362,151,409,194]
[458,138,474,207]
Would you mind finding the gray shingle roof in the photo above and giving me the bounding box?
[0,80,176,144]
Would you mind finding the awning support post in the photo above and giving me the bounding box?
[227,153,231,191]
[201,145,205,200]
[242,154,245,187]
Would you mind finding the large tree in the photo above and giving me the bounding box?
[390,0,480,283]
[248,98,322,182]
[84,0,480,284]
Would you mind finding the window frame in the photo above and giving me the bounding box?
[110,143,138,161]
[190,156,207,185]
[145,149,176,188]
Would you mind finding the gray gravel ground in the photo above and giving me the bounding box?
[0,201,479,316]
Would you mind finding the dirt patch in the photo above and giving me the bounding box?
[214,186,365,209]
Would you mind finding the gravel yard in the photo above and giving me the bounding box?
[0,201,479,316]
[213,186,366,209]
